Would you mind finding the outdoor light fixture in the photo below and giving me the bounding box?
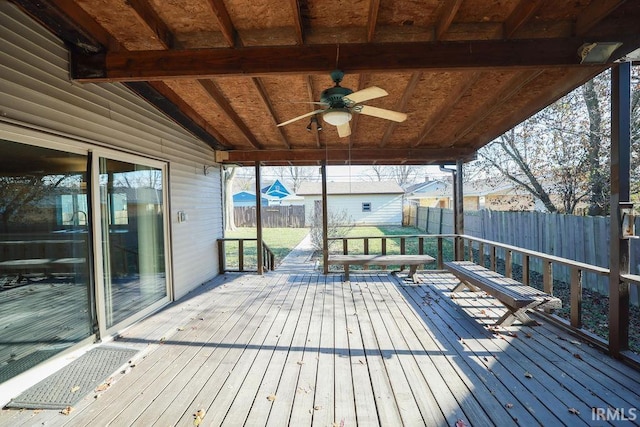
[579,42,623,64]
[307,115,323,132]
[619,202,637,239]
[322,108,352,126]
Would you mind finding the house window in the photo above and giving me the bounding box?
[362,202,371,212]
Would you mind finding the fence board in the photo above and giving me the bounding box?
[234,205,305,228]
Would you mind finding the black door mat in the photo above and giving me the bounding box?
[5,346,137,410]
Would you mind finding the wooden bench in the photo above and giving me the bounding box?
[328,254,435,282]
[445,260,561,326]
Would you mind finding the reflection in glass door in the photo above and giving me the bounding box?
[98,158,167,328]
[0,139,94,382]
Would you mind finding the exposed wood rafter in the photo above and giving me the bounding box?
[206,0,237,47]
[504,0,544,39]
[289,0,304,44]
[379,72,421,147]
[435,0,463,40]
[252,77,290,149]
[128,0,174,48]
[198,79,262,149]
[305,75,321,147]
[575,0,626,36]
[367,0,380,42]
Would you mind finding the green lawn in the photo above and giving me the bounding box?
[223,227,309,269]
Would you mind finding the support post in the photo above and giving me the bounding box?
[454,159,465,260]
[609,62,631,356]
[255,162,264,274]
[321,163,329,274]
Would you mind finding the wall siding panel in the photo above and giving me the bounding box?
[0,3,223,300]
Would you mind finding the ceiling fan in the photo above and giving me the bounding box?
[277,70,408,137]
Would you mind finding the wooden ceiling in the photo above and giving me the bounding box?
[12,0,640,166]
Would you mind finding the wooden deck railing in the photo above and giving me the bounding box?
[217,238,275,273]
[326,233,638,363]
[327,234,457,270]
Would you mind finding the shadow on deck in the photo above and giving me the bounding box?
[1,271,639,426]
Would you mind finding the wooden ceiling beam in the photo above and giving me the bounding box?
[206,0,237,47]
[198,79,263,149]
[215,147,476,165]
[503,0,544,39]
[379,72,421,147]
[71,36,640,82]
[128,0,174,48]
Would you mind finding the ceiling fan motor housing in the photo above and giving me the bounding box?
[320,86,354,108]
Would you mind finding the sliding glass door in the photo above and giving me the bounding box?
[97,157,168,329]
[0,132,171,383]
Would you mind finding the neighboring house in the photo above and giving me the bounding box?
[233,191,276,207]
[261,179,291,199]
[297,181,404,226]
[405,178,537,211]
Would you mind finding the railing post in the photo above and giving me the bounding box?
[418,237,424,255]
[505,250,512,278]
[522,255,530,285]
[364,238,369,255]
[217,239,225,273]
[437,237,443,269]
[490,246,496,271]
[343,238,348,255]
[543,260,553,294]
[478,242,484,267]
[400,237,406,255]
[238,239,244,272]
[571,267,583,329]
[255,163,264,275]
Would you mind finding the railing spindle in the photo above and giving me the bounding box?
[570,267,583,328]
[505,250,512,278]
[238,239,244,271]
[437,237,443,269]
[522,255,530,285]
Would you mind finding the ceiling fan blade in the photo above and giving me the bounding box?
[336,122,351,138]
[343,86,388,104]
[277,109,324,127]
[357,105,407,122]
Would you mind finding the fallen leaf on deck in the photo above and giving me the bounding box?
[314,405,322,411]
[568,408,580,415]
[505,403,514,409]
[524,372,533,379]
[455,419,468,427]
[60,406,73,415]
[267,394,277,401]
[525,333,533,339]
[297,360,305,365]
[508,332,518,338]
[177,327,185,331]
[573,353,583,360]
[70,386,80,393]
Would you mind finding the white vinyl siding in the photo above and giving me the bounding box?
[304,194,403,226]
[0,3,223,299]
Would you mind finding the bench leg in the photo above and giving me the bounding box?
[409,264,419,283]
[495,301,542,326]
[451,279,479,293]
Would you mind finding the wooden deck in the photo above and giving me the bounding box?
[1,271,639,426]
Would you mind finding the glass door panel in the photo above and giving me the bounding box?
[98,158,167,328]
[0,139,93,382]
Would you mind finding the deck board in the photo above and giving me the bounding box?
[1,271,639,427]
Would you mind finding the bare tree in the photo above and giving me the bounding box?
[273,166,318,192]
[363,165,423,187]
[223,166,237,231]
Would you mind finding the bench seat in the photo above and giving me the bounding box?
[328,254,435,282]
[445,260,561,326]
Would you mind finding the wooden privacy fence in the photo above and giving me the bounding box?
[234,205,305,228]
[408,207,640,305]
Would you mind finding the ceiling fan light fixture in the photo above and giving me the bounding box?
[323,108,352,126]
